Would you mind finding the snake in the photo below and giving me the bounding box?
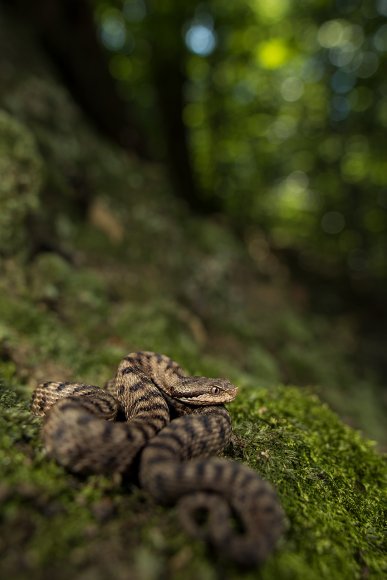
[31,351,285,566]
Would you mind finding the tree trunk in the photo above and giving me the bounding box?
[1,0,149,156]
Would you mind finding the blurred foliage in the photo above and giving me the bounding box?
[0,110,43,256]
[95,0,387,283]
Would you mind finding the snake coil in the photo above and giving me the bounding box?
[31,351,284,566]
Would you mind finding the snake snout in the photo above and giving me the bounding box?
[217,379,238,401]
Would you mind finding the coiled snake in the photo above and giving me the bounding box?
[31,351,284,566]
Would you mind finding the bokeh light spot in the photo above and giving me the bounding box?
[100,14,126,51]
[281,77,304,101]
[268,115,297,141]
[373,24,387,52]
[276,171,314,212]
[185,24,217,56]
[318,20,346,48]
[257,39,290,69]
[318,19,364,50]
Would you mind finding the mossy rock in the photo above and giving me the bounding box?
[0,109,43,256]
[0,374,385,580]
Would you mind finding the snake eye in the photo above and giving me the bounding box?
[211,386,220,395]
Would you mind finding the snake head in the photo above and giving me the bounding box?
[172,377,238,405]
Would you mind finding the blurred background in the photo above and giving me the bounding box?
[96,0,387,387]
[1,0,386,442]
[91,0,387,308]
[94,0,387,293]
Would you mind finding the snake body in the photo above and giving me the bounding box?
[31,351,284,566]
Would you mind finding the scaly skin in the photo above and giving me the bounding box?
[31,351,284,566]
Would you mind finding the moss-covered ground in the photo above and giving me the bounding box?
[0,8,386,580]
[1,373,386,579]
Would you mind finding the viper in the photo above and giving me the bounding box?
[31,351,284,566]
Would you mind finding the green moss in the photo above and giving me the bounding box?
[0,379,385,580]
[231,387,386,579]
[0,109,43,256]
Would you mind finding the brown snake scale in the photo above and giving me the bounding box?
[31,351,285,566]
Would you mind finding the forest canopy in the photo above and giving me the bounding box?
[95,0,387,288]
